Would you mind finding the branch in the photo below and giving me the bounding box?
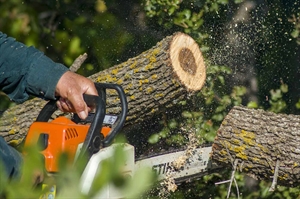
[69,53,88,72]
[226,159,239,199]
[269,159,280,192]
[215,159,240,199]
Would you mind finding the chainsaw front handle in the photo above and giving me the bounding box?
[80,93,106,159]
[95,83,128,147]
[36,100,58,122]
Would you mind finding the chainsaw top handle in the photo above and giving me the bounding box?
[36,83,128,151]
[94,83,128,147]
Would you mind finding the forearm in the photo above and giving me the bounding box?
[0,32,68,103]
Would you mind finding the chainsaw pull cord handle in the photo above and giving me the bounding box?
[96,83,128,147]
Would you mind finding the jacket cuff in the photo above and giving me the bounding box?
[26,53,69,100]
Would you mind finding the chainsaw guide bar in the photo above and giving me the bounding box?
[135,144,221,184]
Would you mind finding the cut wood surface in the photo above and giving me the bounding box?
[212,106,300,186]
[0,32,206,145]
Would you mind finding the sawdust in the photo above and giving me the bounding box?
[158,127,200,198]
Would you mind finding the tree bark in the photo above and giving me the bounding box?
[0,32,206,145]
[212,106,300,187]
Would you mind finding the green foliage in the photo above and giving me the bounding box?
[247,81,289,114]
[1,141,156,198]
[290,13,300,45]
[3,145,47,198]
[145,0,244,50]
[268,82,288,113]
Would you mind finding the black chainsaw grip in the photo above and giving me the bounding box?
[36,94,101,122]
[80,94,106,158]
[36,100,57,122]
[98,83,128,147]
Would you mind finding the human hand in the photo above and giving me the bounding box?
[55,71,98,119]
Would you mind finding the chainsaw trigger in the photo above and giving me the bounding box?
[72,112,95,124]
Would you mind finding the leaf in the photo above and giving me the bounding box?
[182,9,191,19]
[69,36,82,55]
[218,75,225,85]
[247,101,258,109]
[234,0,243,3]
[215,105,225,113]
[217,0,229,4]
[148,133,160,144]
[168,6,176,15]
[178,100,187,105]
[280,83,288,93]
[85,64,94,71]
[182,111,193,118]
[221,95,231,105]
[233,86,247,96]
[168,119,178,129]
[212,113,224,122]
[159,128,168,138]
[123,167,156,198]
[296,99,300,109]
[291,29,299,39]
[95,0,107,13]
[270,89,282,101]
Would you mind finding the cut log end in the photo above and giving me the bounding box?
[170,33,206,91]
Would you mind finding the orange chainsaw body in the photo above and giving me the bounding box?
[24,116,110,173]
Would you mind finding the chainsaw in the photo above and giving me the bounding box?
[24,83,219,198]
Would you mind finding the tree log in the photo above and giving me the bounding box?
[212,106,300,187]
[0,32,206,145]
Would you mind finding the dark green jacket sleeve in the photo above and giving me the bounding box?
[0,32,69,103]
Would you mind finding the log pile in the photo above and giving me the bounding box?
[212,106,300,186]
[0,32,206,145]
